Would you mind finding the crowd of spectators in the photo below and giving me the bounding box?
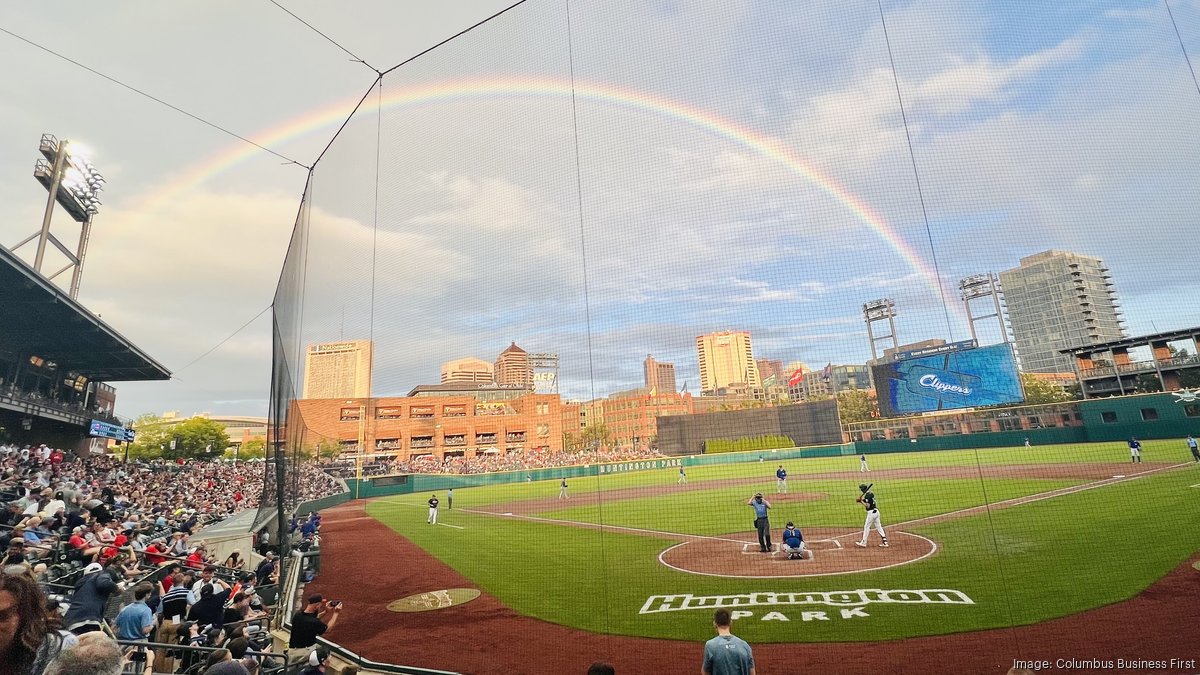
[347,446,663,478]
[0,440,344,675]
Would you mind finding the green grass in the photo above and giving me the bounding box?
[363,441,1200,642]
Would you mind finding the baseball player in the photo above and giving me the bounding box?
[1186,434,1199,462]
[1128,437,1142,464]
[678,466,687,484]
[427,494,439,525]
[775,465,788,493]
[854,483,888,548]
[781,521,807,560]
[447,488,454,510]
[559,478,569,499]
[746,492,773,552]
[859,453,870,473]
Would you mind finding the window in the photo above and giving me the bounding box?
[1186,404,1200,418]
[1101,411,1117,424]
[1140,408,1159,421]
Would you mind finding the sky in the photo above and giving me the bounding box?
[2,0,1200,418]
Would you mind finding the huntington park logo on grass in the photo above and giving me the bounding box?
[640,589,973,622]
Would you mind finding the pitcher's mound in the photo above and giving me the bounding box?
[659,528,936,578]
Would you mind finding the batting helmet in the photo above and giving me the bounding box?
[859,484,869,492]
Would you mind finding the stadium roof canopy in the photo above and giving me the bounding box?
[1059,326,1200,356]
[0,245,171,381]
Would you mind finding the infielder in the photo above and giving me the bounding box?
[854,483,888,548]
[1128,437,1142,464]
[746,492,773,552]
[1187,435,1199,463]
[781,521,807,560]
[859,453,870,473]
[775,465,788,493]
[678,466,687,484]
[427,494,440,525]
[447,487,454,510]
[559,478,569,499]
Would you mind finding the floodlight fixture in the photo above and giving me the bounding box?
[15,134,105,299]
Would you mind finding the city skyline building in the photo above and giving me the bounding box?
[494,342,533,388]
[696,330,760,395]
[440,356,494,384]
[643,354,677,394]
[999,250,1126,373]
[302,340,373,399]
[756,358,784,385]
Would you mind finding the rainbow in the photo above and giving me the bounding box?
[138,75,962,322]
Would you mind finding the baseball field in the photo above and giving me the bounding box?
[308,441,1200,673]
[359,441,1199,640]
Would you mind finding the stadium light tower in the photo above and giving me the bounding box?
[959,273,1010,346]
[863,298,899,362]
[10,134,105,300]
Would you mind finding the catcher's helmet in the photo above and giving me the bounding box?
[859,483,869,492]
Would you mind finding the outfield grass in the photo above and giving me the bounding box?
[364,441,1200,642]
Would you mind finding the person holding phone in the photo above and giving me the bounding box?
[287,594,341,665]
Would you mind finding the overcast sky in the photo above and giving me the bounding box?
[3,1,1199,418]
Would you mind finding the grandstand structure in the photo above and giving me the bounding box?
[0,244,170,447]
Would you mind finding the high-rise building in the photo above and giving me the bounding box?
[756,359,784,385]
[999,250,1125,373]
[696,330,760,395]
[494,342,533,388]
[643,355,677,394]
[440,357,494,384]
[302,340,373,399]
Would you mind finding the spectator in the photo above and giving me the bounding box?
[223,550,246,571]
[42,634,123,675]
[298,647,330,675]
[160,573,195,622]
[0,572,72,675]
[187,580,232,628]
[61,563,120,635]
[114,584,155,642]
[253,553,276,587]
[286,595,340,664]
[702,608,755,675]
[200,648,249,675]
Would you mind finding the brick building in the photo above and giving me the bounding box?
[293,392,569,460]
[600,388,694,449]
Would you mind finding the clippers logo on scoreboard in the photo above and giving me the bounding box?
[872,343,1024,417]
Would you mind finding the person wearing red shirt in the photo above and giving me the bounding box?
[185,545,207,569]
[144,539,168,566]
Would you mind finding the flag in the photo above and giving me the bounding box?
[821,363,833,382]
[787,368,805,388]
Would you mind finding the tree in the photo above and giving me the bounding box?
[127,414,229,460]
[836,389,878,424]
[226,438,266,461]
[1017,373,1078,405]
[562,431,583,452]
[167,417,230,460]
[580,423,611,451]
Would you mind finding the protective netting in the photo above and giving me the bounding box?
[267,1,1200,671]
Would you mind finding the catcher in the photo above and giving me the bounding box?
[854,483,888,548]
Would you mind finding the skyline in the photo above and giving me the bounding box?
[2,1,1199,419]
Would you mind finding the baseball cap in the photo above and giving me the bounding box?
[786,521,794,527]
[308,647,330,666]
[83,562,103,574]
[754,492,762,498]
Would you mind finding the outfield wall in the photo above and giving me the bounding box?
[851,392,1198,454]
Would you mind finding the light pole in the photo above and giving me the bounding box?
[11,134,105,300]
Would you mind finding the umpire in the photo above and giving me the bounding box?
[746,493,773,552]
